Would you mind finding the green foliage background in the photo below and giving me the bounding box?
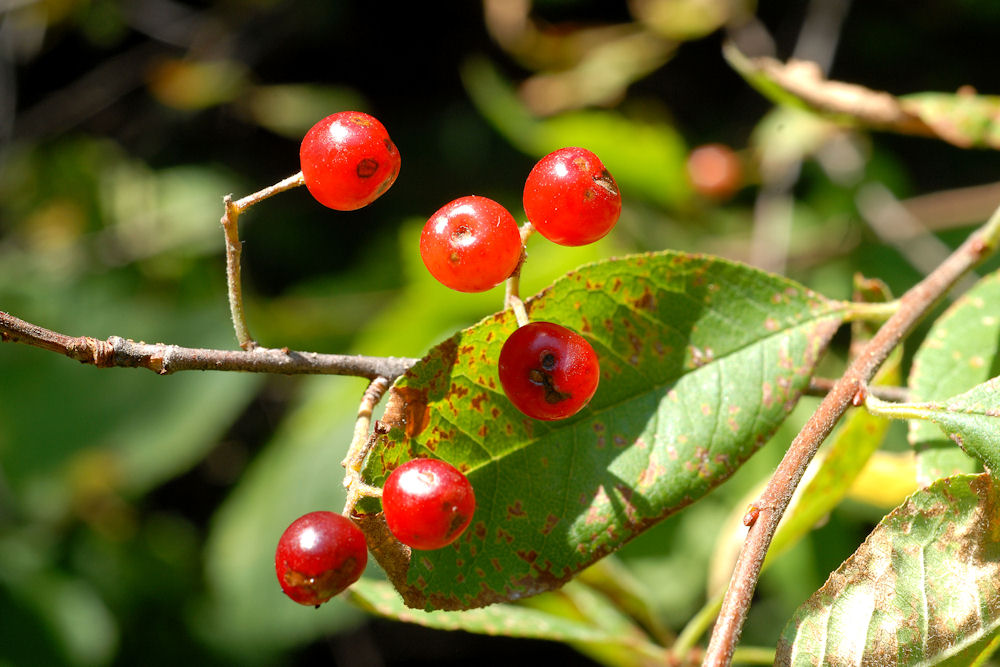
[2,1,1000,665]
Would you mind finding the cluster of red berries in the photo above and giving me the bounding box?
[276,457,476,607]
[278,112,477,607]
[276,112,618,606]
[419,146,615,422]
[419,146,621,293]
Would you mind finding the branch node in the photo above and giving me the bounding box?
[90,337,115,367]
[851,382,868,407]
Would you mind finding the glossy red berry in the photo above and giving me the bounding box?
[419,195,523,293]
[498,321,600,421]
[382,458,476,550]
[522,147,621,246]
[299,111,400,211]
[274,511,367,606]
[686,143,743,201]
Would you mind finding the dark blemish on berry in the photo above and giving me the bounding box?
[540,352,556,371]
[583,187,594,200]
[384,138,397,155]
[447,510,469,537]
[527,367,571,403]
[357,158,379,178]
[593,169,618,196]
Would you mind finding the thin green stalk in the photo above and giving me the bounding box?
[864,394,935,421]
[842,299,900,323]
[673,592,723,657]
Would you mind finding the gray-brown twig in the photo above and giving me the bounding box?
[0,310,418,380]
[220,171,306,350]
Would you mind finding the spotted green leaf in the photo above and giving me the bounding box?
[876,378,1000,475]
[777,473,1000,666]
[360,251,845,610]
[909,269,1000,483]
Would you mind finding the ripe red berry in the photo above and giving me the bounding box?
[382,458,476,550]
[498,321,600,421]
[274,511,367,606]
[299,111,401,211]
[522,147,621,246]
[419,195,523,293]
[686,143,743,201]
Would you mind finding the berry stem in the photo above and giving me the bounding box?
[503,222,534,327]
[342,377,392,515]
[504,282,530,327]
[220,172,307,350]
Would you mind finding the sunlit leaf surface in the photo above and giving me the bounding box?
[359,251,846,609]
[778,473,1000,666]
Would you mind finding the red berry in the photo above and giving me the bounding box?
[686,143,743,201]
[498,321,600,421]
[382,458,476,550]
[522,147,621,246]
[274,511,367,606]
[299,111,400,211]
[419,195,523,293]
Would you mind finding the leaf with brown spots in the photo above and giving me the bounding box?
[877,377,1000,476]
[909,269,1000,484]
[359,251,846,610]
[777,473,1000,666]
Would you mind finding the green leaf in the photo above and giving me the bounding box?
[360,251,845,610]
[349,578,616,643]
[351,578,668,667]
[909,269,1000,483]
[777,473,1000,666]
[870,378,1000,475]
[926,378,1000,473]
